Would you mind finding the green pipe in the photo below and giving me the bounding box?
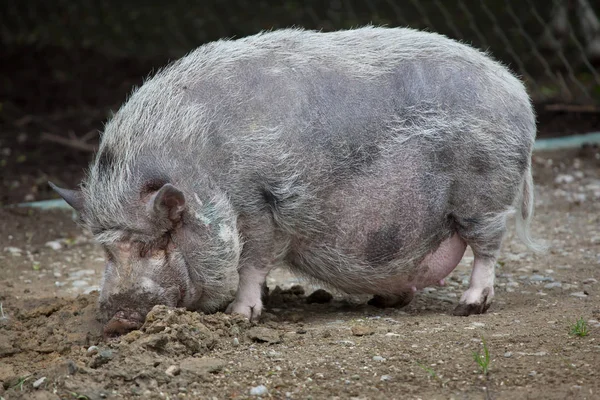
[533,132,600,151]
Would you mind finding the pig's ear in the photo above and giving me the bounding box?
[147,183,186,224]
[48,181,85,212]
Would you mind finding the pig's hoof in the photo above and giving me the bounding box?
[453,287,493,316]
[226,301,263,322]
[368,292,414,309]
[452,302,491,316]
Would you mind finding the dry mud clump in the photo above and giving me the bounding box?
[0,287,312,399]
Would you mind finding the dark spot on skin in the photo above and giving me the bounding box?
[343,141,381,173]
[461,217,480,226]
[261,187,280,211]
[469,152,493,175]
[435,145,455,166]
[514,142,532,173]
[516,157,528,173]
[255,174,300,216]
[365,224,402,266]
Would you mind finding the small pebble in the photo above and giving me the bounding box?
[351,325,374,336]
[372,356,386,362]
[554,174,574,184]
[166,365,181,377]
[267,350,281,358]
[68,269,96,279]
[71,280,89,288]
[583,278,597,285]
[87,345,99,355]
[45,241,62,250]
[529,275,553,282]
[504,352,512,358]
[570,292,588,298]
[544,282,562,289]
[380,375,392,381]
[385,333,401,338]
[4,247,22,255]
[571,193,586,204]
[232,337,240,347]
[89,349,114,368]
[528,371,537,377]
[249,385,268,396]
[32,376,46,389]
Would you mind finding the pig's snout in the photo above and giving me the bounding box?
[103,310,143,337]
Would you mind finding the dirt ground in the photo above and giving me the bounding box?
[0,145,598,400]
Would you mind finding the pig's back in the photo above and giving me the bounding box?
[94,26,535,217]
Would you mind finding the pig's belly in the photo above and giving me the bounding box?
[383,233,467,292]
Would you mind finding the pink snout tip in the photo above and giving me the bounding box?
[103,310,143,338]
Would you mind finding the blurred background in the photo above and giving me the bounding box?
[1,0,599,205]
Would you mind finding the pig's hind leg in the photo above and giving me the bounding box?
[452,213,507,316]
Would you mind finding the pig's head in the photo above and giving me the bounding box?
[49,178,241,337]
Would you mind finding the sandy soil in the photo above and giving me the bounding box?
[0,147,599,400]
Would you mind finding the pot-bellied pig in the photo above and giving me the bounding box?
[50,26,544,336]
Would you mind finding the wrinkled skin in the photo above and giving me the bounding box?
[51,26,542,334]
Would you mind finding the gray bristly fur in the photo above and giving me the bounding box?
[74,25,544,317]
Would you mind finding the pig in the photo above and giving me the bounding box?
[50,26,545,336]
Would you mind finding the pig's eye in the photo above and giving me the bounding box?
[158,233,171,249]
[138,242,152,258]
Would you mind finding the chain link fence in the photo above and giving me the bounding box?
[2,0,600,104]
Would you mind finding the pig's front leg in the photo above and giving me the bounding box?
[453,255,496,316]
[226,215,276,322]
[226,263,272,321]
